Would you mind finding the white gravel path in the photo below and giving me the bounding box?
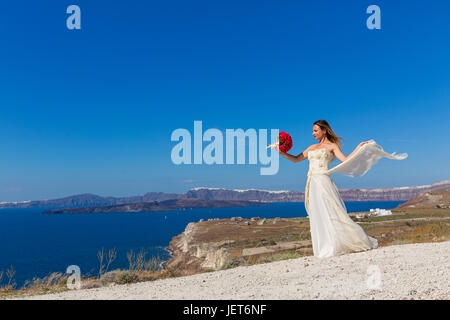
[17,241,450,300]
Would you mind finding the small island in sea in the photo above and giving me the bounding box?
[41,198,271,214]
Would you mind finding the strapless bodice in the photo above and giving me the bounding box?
[307,148,335,176]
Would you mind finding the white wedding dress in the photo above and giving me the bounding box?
[304,139,408,258]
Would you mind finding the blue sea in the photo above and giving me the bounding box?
[0,201,404,287]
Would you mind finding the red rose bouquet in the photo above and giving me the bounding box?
[267,131,293,153]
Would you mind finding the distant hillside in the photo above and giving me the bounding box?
[42,198,270,214]
[185,180,450,202]
[2,180,449,209]
[0,192,184,209]
[397,187,450,209]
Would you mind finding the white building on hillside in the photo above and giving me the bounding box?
[369,208,392,216]
[355,208,393,219]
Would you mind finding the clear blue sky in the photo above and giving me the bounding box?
[0,0,449,201]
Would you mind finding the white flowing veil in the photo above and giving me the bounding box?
[327,139,408,177]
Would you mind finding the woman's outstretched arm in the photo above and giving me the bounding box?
[333,141,370,163]
[276,145,311,163]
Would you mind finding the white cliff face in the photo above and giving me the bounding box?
[168,221,235,271]
[179,222,198,253]
[197,243,232,269]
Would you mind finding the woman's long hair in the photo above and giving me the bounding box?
[313,120,344,148]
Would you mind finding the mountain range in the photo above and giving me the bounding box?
[1,180,449,209]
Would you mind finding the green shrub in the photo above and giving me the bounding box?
[117,271,139,284]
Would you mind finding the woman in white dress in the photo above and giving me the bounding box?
[276,120,408,258]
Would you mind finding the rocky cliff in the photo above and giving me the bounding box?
[186,181,450,202]
[163,216,313,274]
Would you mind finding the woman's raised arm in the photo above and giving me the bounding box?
[333,141,370,163]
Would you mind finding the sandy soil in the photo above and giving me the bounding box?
[17,241,450,300]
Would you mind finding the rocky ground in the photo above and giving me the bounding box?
[15,240,449,300]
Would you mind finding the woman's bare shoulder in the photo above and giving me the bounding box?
[304,144,320,152]
[329,143,340,150]
[302,144,316,157]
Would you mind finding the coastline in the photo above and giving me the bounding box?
[160,246,173,269]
